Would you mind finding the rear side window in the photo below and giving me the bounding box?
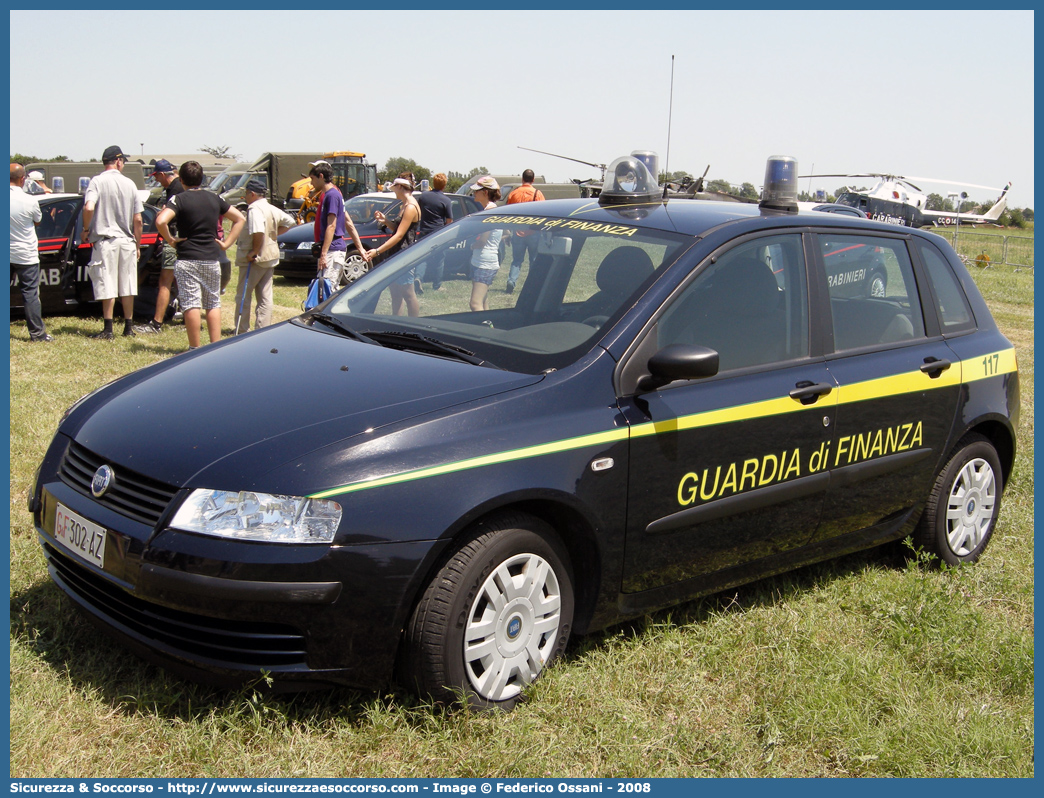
[820,234,925,351]
[915,239,976,334]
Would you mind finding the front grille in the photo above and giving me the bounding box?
[45,542,308,667]
[59,440,178,527]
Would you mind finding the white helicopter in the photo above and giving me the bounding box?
[801,172,1012,228]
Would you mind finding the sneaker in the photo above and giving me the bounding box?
[505,282,515,294]
[89,329,114,340]
[122,324,136,337]
[29,333,54,343]
[133,320,162,334]
[414,278,424,295]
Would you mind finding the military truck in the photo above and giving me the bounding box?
[217,152,323,206]
[26,161,147,194]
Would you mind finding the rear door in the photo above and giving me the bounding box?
[811,230,961,542]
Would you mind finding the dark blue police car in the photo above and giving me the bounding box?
[30,155,1020,710]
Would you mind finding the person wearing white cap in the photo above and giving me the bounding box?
[24,170,52,195]
[467,176,502,311]
[365,172,421,316]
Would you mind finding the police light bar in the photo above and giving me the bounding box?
[600,153,661,206]
[760,155,799,213]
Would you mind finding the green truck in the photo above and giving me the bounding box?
[26,161,147,194]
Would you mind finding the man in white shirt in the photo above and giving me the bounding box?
[82,145,143,339]
[234,179,294,333]
[10,163,52,342]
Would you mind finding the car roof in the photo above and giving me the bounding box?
[480,197,903,238]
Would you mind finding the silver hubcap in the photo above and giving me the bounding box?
[463,552,562,701]
[945,457,996,556]
[341,256,368,286]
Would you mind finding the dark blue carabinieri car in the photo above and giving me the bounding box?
[30,155,1020,709]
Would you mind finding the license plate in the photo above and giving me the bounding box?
[53,503,107,569]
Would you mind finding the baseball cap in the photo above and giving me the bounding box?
[470,175,499,191]
[151,159,175,176]
[245,179,267,195]
[102,145,126,162]
[27,170,44,181]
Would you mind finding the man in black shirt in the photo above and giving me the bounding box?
[415,172,454,292]
[136,159,184,333]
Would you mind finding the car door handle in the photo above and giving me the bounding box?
[920,357,952,378]
[789,381,833,404]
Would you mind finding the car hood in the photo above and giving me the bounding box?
[67,321,542,488]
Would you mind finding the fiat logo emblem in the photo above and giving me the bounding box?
[506,616,522,640]
[91,465,115,498]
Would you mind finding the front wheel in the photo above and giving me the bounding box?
[338,250,369,286]
[403,514,574,710]
[867,269,887,298]
[913,433,1003,565]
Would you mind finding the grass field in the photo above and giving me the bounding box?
[8,249,1034,778]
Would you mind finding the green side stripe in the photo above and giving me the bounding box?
[308,348,1015,499]
[309,428,628,499]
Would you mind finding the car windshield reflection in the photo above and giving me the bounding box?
[324,214,689,374]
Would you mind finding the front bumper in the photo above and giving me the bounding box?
[34,447,440,690]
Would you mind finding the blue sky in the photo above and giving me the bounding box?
[9,9,1035,207]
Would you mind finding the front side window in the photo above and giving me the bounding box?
[820,233,924,351]
[656,234,808,372]
[325,214,690,374]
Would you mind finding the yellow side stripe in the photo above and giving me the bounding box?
[308,348,1015,499]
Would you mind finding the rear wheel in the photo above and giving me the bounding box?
[404,514,574,710]
[914,433,1003,565]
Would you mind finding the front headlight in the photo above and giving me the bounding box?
[170,489,342,544]
[297,242,313,250]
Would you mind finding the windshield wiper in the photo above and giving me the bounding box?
[361,331,500,369]
[310,313,377,345]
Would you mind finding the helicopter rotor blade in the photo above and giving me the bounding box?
[518,146,606,172]
[899,175,1008,192]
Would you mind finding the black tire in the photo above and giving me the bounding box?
[913,433,1003,566]
[403,513,574,710]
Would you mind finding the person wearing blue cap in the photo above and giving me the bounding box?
[135,159,184,334]
[234,179,294,334]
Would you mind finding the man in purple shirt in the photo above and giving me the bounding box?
[310,163,365,285]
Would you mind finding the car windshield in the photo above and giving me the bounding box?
[208,172,243,193]
[322,212,690,374]
[345,194,399,225]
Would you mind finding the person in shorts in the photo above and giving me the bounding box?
[467,176,502,312]
[81,145,143,339]
[310,163,366,286]
[155,161,245,350]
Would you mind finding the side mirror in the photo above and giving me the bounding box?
[637,344,719,392]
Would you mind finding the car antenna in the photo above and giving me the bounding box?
[664,54,675,200]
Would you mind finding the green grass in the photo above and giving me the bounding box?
[8,261,1034,778]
